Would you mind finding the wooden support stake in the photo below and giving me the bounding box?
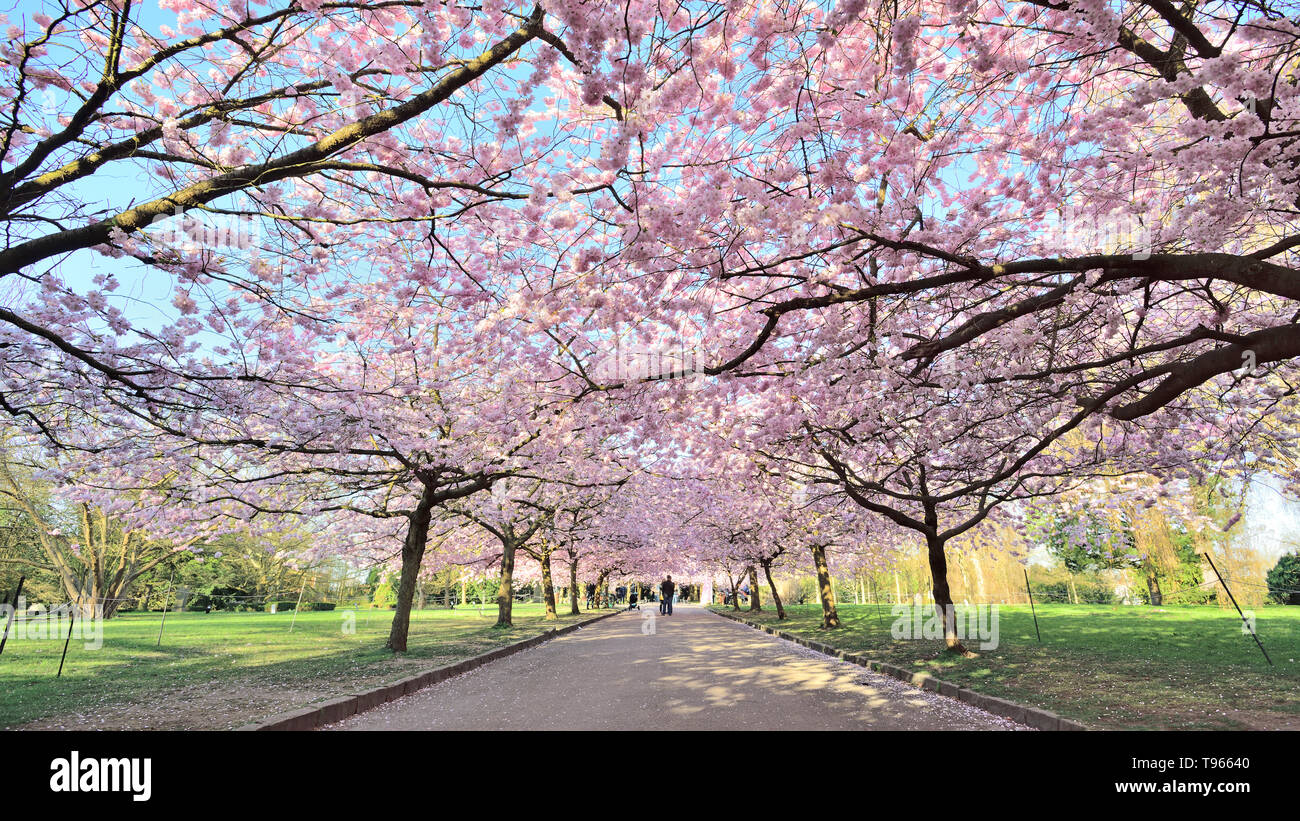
[57,610,75,677]
[1025,568,1041,643]
[0,575,25,657]
[1202,552,1272,666]
[156,570,175,647]
[289,576,306,632]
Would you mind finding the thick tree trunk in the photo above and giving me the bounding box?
[568,557,581,615]
[540,552,557,620]
[810,544,840,628]
[747,566,762,611]
[1146,568,1164,606]
[729,575,741,610]
[387,484,437,652]
[496,539,517,627]
[925,533,972,655]
[761,560,786,619]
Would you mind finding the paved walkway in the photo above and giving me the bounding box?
[326,606,1027,730]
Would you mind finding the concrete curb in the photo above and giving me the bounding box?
[709,609,1087,731]
[235,609,623,731]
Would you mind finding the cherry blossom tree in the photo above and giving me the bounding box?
[7,0,1300,672]
[542,1,1298,428]
[450,452,631,626]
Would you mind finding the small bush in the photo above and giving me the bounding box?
[371,582,395,609]
[304,602,335,611]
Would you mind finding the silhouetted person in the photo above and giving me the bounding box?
[660,575,675,615]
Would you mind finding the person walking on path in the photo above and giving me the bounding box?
[660,575,675,615]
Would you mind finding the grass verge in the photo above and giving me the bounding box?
[0,603,609,729]
[711,602,1300,730]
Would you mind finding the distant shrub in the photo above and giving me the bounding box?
[371,582,395,609]
[1267,553,1300,605]
[1033,580,1113,604]
[186,586,250,611]
[1039,582,1068,603]
[304,602,335,611]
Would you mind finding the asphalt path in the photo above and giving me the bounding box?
[327,605,1027,730]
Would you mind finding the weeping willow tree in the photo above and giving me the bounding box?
[1120,505,1195,605]
[853,524,1038,606]
[1120,476,1249,606]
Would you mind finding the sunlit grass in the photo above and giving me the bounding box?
[0,603,605,729]
[712,602,1300,730]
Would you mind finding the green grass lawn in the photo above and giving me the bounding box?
[0,603,609,730]
[711,602,1300,730]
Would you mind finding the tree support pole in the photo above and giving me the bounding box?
[0,575,25,658]
[1024,568,1041,643]
[57,610,74,677]
[289,576,307,633]
[156,570,175,648]
[1202,553,1272,666]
